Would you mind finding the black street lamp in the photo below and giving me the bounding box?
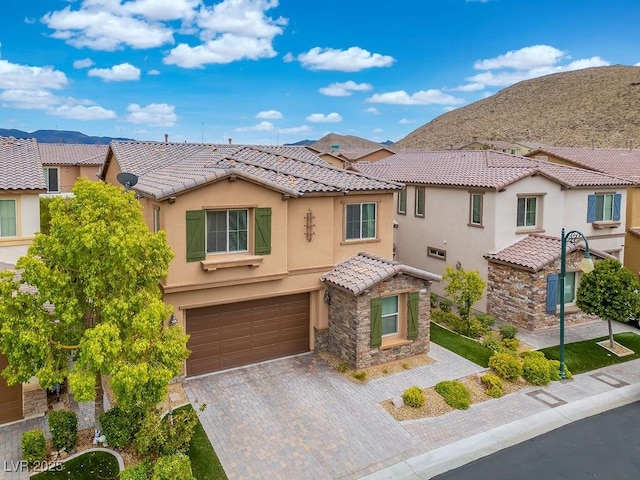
[559,228,595,379]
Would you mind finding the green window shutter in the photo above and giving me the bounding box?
[186,210,205,262]
[407,291,420,340]
[255,207,272,255]
[370,297,382,348]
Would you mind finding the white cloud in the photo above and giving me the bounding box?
[296,46,395,72]
[565,56,610,70]
[52,104,117,120]
[0,59,68,90]
[122,0,200,21]
[147,69,161,75]
[282,52,294,62]
[278,125,311,134]
[399,118,414,124]
[235,121,275,132]
[256,109,283,119]
[366,89,464,106]
[364,107,380,114]
[474,45,567,70]
[126,103,177,126]
[73,58,94,68]
[373,128,383,134]
[196,0,286,38]
[319,80,372,96]
[88,62,141,81]
[164,35,277,68]
[305,112,343,123]
[0,89,61,109]
[634,62,640,66]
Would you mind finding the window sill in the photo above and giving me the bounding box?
[557,305,581,314]
[340,238,380,246]
[592,221,621,229]
[516,228,545,234]
[467,223,484,228]
[380,339,412,350]
[200,254,263,272]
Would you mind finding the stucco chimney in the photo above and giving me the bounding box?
[164,134,168,143]
[228,137,232,145]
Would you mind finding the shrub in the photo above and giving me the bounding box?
[488,352,523,381]
[352,371,367,381]
[431,309,462,329]
[135,412,166,457]
[152,454,196,480]
[523,355,551,385]
[430,293,439,308]
[100,406,144,449]
[548,359,573,381]
[520,350,546,360]
[120,460,153,480]
[439,299,453,313]
[161,408,199,456]
[337,363,348,373]
[48,410,78,451]
[22,430,46,467]
[401,362,410,370]
[402,386,425,408]
[475,314,496,330]
[481,331,503,352]
[481,374,503,398]
[463,316,490,339]
[499,323,518,340]
[501,338,520,352]
[435,380,471,410]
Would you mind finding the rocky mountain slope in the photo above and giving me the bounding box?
[395,65,640,150]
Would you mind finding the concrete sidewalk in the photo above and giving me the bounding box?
[363,321,640,480]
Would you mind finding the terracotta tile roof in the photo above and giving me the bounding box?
[355,150,634,190]
[0,137,47,191]
[38,143,108,166]
[106,141,403,200]
[527,146,640,182]
[484,234,615,272]
[321,252,441,295]
[337,147,394,161]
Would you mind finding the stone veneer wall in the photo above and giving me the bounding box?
[327,273,432,369]
[22,381,47,419]
[487,250,600,331]
[313,326,329,352]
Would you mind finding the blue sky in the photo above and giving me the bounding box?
[1,0,639,145]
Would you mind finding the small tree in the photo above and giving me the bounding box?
[576,259,640,348]
[442,266,486,321]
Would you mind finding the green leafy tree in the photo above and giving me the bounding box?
[0,179,190,426]
[576,259,640,348]
[442,266,486,321]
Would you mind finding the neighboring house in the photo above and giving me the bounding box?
[356,150,633,322]
[38,143,108,194]
[457,140,534,156]
[524,146,640,277]
[0,137,47,425]
[0,137,46,265]
[100,141,439,376]
[307,146,395,169]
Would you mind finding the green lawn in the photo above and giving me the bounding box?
[175,405,228,480]
[31,451,119,479]
[430,322,493,367]
[539,332,640,374]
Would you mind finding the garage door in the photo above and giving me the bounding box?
[0,354,22,425]
[186,293,310,376]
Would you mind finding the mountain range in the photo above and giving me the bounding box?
[0,129,131,144]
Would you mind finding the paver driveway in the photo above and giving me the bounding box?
[184,345,484,480]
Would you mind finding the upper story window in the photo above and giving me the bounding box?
[207,209,248,253]
[345,203,376,240]
[0,199,17,237]
[397,190,407,215]
[517,196,538,228]
[415,187,425,217]
[43,167,59,193]
[469,192,483,226]
[587,193,621,223]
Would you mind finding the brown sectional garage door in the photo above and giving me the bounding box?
[186,293,310,376]
[0,354,22,425]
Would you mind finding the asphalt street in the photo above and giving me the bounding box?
[435,401,640,480]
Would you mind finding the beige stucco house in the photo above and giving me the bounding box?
[307,146,395,169]
[38,143,107,194]
[357,150,633,325]
[100,141,439,376]
[524,146,640,278]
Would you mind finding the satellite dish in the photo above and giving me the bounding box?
[116,172,138,191]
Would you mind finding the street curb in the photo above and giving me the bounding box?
[363,382,640,480]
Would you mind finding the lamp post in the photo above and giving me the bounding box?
[559,228,595,379]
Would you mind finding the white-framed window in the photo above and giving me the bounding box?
[381,295,399,336]
[469,193,483,226]
[595,193,614,221]
[427,246,446,260]
[206,209,248,253]
[397,190,406,215]
[517,196,537,228]
[415,187,425,217]
[557,272,578,306]
[345,203,376,240]
[0,199,17,237]
[43,167,59,193]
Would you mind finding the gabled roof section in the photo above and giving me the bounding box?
[337,147,395,161]
[105,141,403,200]
[0,136,47,191]
[484,234,615,272]
[38,143,109,166]
[526,146,640,182]
[355,150,634,190]
[321,252,441,295]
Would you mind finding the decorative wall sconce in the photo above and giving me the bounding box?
[455,261,462,270]
[323,289,332,305]
[169,313,178,326]
[304,209,316,242]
